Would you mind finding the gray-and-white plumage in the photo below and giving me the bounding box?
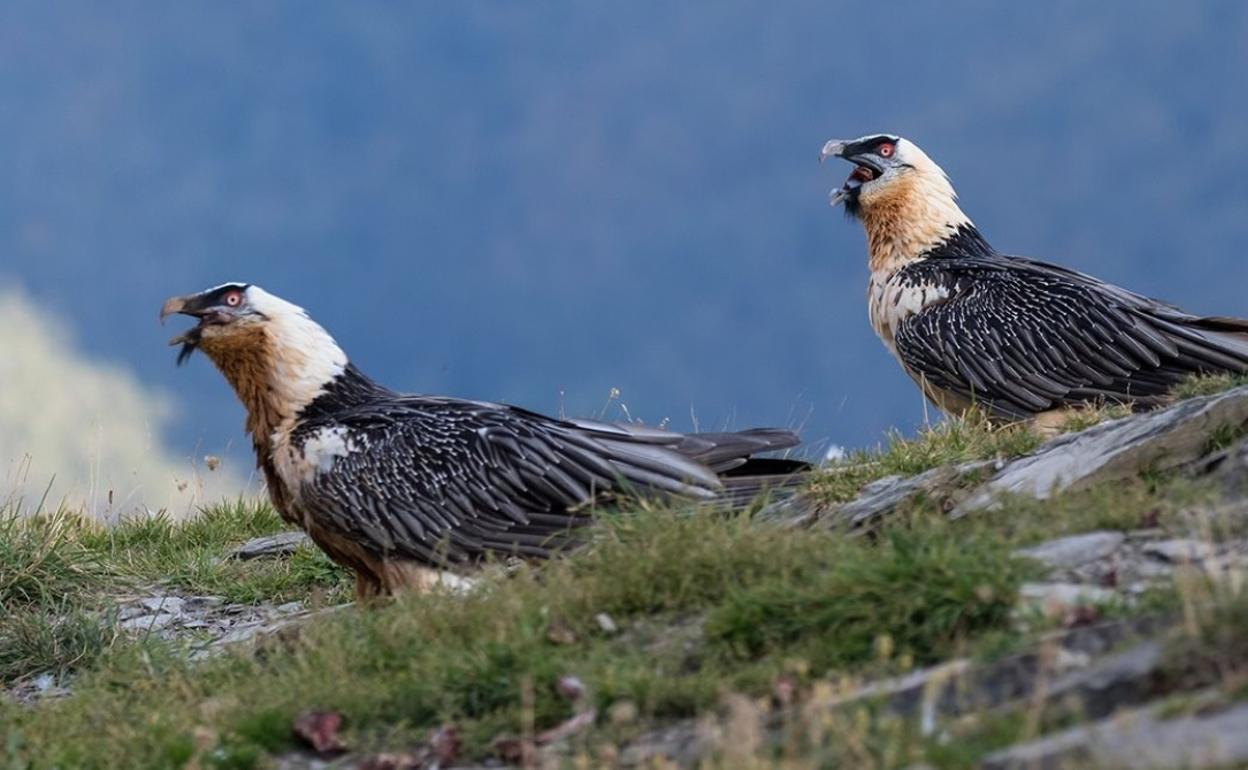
[161,284,807,597]
[822,133,1248,420]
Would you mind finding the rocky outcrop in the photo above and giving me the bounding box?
[957,386,1248,515]
[783,386,1248,531]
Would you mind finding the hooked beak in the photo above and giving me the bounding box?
[160,292,238,363]
[820,138,884,208]
[819,140,848,164]
[160,295,193,324]
[160,293,211,348]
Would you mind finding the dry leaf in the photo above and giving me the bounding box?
[772,673,798,707]
[429,723,461,764]
[355,752,421,770]
[491,735,535,765]
[546,623,577,645]
[292,710,347,756]
[1063,604,1102,629]
[556,675,586,702]
[535,709,597,746]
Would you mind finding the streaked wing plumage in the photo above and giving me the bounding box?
[294,395,803,564]
[892,253,1248,419]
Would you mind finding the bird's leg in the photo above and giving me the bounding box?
[354,570,386,604]
[378,560,477,596]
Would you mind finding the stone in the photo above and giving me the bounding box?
[120,612,180,633]
[1015,532,1124,571]
[595,613,619,634]
[794,617,1162,728]
[1041,640,1165,721]
[1018,582,1117,616]
[956,386,1248,516]
[228,531,312,560]
[982,699,1248,770]
[138,595,186,614]
[183,595,225,609]
[1144,538,1215,564]
[616,720,705,767]
[815,460,996,530]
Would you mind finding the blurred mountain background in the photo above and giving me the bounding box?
[2,1,1246,514]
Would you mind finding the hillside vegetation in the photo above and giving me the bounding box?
[3,380,1248,768]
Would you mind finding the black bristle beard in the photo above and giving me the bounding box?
[175,328,203,366]
[843,191,863,220]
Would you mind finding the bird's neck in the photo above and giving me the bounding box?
[298,363,395,420]
[860,171,972,274]
[918,223,997,260]
[198,318,349,459]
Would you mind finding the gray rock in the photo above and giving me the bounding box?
[1042,640,1165,721]
[1018,582,1117,613]
[138,595,185,614]
[795,617,1164,728]
[1144,538,1215,563]
[617,720,705,767]
[981,699,1248,770]
[228,531,311,560]
[183,595,225,610]
[120,612,180,633]
[955,386,1248,516]
[595,613,619,634]
[1015,532,1124,571]
[4,672,71,705]
[818,460,996,530]
[1194,433,1248,495]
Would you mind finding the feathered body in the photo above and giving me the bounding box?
[162,285,806,598]
[823,134,1248,421]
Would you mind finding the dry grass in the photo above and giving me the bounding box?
[2,409,1245,768]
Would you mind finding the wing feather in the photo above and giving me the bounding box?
[292,398,802,565]
[892,254,1248,418]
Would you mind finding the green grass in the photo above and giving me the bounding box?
[80,500,348,604]
[0,507,103,608]
[2,471,1212,768]
[0,499,349,686]
[1,407,1242,768]
[1172,371,1248,400]
[2,506,1039,768]
[806,409,1045,505]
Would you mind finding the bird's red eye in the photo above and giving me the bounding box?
[224,291,242,307]
[878,143,895,158]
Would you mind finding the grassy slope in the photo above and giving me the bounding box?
[0,501,349,684]
[1,379,1245,769]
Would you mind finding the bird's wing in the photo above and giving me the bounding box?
[892,255,1248,418]
[293,399,795,564]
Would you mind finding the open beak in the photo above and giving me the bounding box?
[161,292,235,363]
[819,140,848,164]
[160,294,205,347]
[160,295,192,324]
[820,139,883,207]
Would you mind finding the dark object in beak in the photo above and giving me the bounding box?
[159,293,217,365]
[820,139,883,208]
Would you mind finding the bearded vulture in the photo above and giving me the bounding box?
[820,133,1248,423]
[161,284,807,598]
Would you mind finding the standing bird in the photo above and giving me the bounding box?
[161,284,806,598]
[820,133,1248,424]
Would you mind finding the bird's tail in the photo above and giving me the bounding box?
[1153,312,1248,373]
[674,428,811,509]
[673,428,808,475]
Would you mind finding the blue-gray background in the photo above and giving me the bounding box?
[4,2,1248,464]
